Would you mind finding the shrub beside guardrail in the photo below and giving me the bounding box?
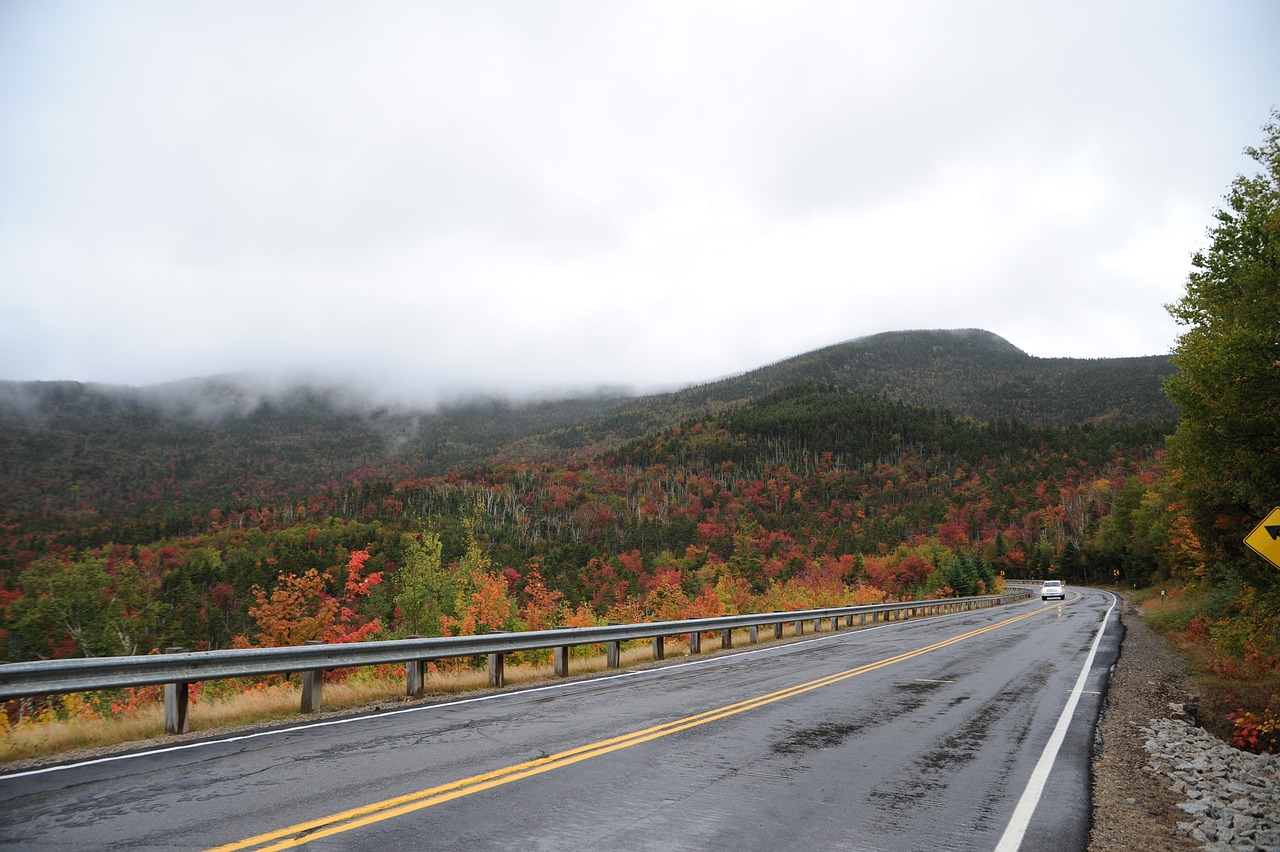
[0,592,1032,733]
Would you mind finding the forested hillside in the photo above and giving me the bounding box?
[504,329,1176,458]
[0,378,633,549]
[1,373,1177,662]
[0,329,1174,557]
[670,328,1176,424]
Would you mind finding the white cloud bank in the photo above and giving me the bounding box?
[1,0,1276,401]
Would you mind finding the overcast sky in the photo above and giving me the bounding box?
[1,1,1277,402]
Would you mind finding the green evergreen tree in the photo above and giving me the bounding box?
[1164,109,1280,588]
[1059,540,1084,583]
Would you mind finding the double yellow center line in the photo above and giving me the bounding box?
[210,604,1055,851]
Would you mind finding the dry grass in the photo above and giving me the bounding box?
[2,628,790,764]
[2,705,168,760]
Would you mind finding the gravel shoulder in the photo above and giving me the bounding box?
[1089,595,1223,851]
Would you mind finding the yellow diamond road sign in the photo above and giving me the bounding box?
[1244,507,1280,570]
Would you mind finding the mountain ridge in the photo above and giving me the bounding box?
[502,328,1175,458]
[0,328,1177,541]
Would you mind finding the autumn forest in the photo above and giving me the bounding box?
[0,332,1183,664]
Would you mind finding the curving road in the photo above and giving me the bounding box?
[0,588,1120,851]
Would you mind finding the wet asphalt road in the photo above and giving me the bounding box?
[0,589,1120,851]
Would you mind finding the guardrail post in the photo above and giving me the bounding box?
[406,659,426,698]
[301,640,325,714]
[774,622,784,640]
[406,636,426,698]
[163,647,189,735]
[652,636,665,660]
[488,652,505,687]
[749,625,759,644]
[484,631,509,685]
[554,645,570,677]
[607,640,621,668]
[689,630,702,654]
[796,619,804,636]
[721,628,732,649]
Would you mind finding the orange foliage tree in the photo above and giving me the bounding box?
[517,563,563,632]
[440,571,516,638]
[239,569,337,648]
[237,546,382,648]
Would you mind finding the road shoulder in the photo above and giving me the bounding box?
[1088,595,1202,851]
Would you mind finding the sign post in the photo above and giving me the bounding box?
[1243,507,1280,570]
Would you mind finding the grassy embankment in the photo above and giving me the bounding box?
[1130,584,1280,751]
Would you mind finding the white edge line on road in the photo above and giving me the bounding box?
[994,592,1117,852]
[0,603,1008,782]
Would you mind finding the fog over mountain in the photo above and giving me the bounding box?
[3,3,1277,399]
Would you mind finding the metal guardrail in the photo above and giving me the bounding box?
[0,592,1032,733]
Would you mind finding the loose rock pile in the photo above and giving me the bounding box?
[1141,710,1280,851]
